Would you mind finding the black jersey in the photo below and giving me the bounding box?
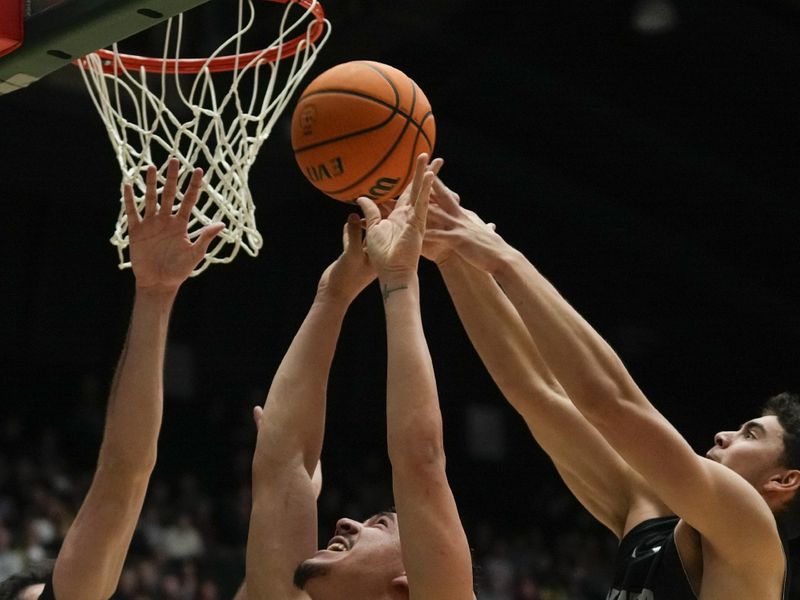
[607,516,695,600]
[608,516,789,600]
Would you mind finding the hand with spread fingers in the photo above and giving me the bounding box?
[245,153,475,600]
[416,165,795,600]
[23,159,226,600]
[123,158,225,294]
[376,156,443,216]
[356,153,436,288]
[423,176,508,274]
[376,161,499,268]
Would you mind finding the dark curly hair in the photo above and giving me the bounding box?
[762,391,800,539]
[0,560,55,600]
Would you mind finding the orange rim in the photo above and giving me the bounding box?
[87,0,325,74]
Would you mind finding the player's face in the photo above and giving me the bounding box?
[295,511,405,597]
[706,415,787,487]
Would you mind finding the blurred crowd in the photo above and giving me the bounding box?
[3,383,797,599]
[1,383,620,600]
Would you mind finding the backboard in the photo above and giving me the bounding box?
[0,0,212,94]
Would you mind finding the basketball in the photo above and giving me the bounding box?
[291,60,436,203]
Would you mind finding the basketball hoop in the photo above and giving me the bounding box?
[78,0,330,275]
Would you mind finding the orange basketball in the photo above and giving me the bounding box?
[291,61,436,203]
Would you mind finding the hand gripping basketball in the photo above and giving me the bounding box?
[356,154,434,285]
[316,214,377,303]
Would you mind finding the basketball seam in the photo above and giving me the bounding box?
[363,61,434,151]
[294,115,433,161]
[398,111,435,199]
[295,60,402,154]
[293,61,433,153]
[293,90,401,153]
[293,90,433,153]
[294,61,435,201]
[328,80,420,197]
[330,110,434,198]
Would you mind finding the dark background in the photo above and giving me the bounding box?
[2,0,800,587]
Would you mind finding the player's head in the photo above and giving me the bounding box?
[0,560,55,600]
[707,391,800,537]
[293,511,408,599]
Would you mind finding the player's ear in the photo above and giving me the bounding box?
[390,573,409,598]
[781,469,800,491]
[767,469,800,494]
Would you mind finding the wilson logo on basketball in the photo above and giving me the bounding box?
[365,177,400,200]
[305,157,344,182]
[299,105,317,135]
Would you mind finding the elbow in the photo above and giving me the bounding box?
[251,421,318,480]
[506,373,566,412]
[570,376,631,427]
[250,437,312,496]
[388,428,447,474]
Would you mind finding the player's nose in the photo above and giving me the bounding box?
[335,517,362,536]
[714,431,732,448]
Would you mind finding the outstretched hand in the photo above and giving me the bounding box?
[123,158,225,294]
[424,176,506,273]
[316,213,377,303]
[356,154,435,287]
[421,174,463,265]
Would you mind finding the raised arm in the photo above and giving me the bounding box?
[422,180,667,538]
[357,155,473,600]
[426,187,783,563]
[246,215,375,600]
[232,408,322,600]
[52,160,224,600]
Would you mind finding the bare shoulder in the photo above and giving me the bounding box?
[669,457,785,562]
[707,458,784,538]
[676,517,786,599]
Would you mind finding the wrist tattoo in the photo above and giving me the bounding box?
[382,284,409,302]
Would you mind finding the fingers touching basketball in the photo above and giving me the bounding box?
[356,196,382,230]
[397,153,430,210]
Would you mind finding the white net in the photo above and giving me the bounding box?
[78,0,331,274]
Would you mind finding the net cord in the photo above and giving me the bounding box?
[78,0,331,274]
